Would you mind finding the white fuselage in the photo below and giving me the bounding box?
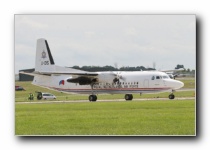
[33,71,184,95]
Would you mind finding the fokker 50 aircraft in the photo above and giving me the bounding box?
[21,38,184,101]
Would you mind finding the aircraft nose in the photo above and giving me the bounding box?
[174,80,184,89]
[167,80,184,90]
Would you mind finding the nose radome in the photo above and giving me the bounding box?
[175,80,184,89]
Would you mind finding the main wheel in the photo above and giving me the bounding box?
[129,94,133,100]
[89,95,97,102]
[169,94,175,99]
[125,94,133,101]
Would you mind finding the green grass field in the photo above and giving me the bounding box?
[15,78,196,135]
[15,100,195,135]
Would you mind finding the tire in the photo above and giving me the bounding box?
[169,94,175,99]
[89,95,97,102]
[125,94,130,100]
[125,94,133,100]
[129,94,133,100]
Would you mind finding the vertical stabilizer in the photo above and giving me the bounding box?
[35,38,55,72]
[35,38,88,73]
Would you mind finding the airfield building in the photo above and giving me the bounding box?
[19,68,34,81]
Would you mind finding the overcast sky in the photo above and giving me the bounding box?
[15,15,195,73]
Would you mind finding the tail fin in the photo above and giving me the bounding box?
[35,38,55,72]
[34,38,88,74]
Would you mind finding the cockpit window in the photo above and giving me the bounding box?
[156,76,160,79]
[151,76,155,80]
[162,76,169,79]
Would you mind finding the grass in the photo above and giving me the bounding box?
[179,78,195,89]
[15,100,195,135]
[15,78,196,135]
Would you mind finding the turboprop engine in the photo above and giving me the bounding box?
[66,72,122,85]
[67,76,94,85]
[97,72,116,84]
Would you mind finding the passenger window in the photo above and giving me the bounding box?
[156,76,160,79]
[151,76,155,80]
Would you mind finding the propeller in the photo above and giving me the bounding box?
[112,72,125,83]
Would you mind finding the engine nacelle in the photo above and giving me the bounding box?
[97,73,115,84]
[67,77,96,85]
[67,72,116,85]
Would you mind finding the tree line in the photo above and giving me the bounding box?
[71,65,155,72]
[71,64,195,74]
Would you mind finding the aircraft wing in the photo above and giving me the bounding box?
[20,70,118,85]
[20,71,98,77]
[160,68,184,79]
[40,71,99,85]
[20,71,99,85]
[38,71,98,76]
[161,68,184,72]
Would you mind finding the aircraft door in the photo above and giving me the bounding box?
[154,76,163,87]
[155,77,160,85]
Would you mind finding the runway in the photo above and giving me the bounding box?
[16,97,195,104]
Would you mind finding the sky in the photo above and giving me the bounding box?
[15,15,196,73]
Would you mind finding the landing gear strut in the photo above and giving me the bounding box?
[89,83,97,102]
[125,94,133,101]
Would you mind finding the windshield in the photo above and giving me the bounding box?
[151,74,170,80]
[162,75,169,79]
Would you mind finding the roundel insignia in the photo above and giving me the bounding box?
[59,80,65,85]
[41,50,46,58]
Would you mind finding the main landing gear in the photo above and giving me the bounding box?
[89,83,97,102]
[125,94,133,101]
[89,94,133,101]
[89,95,97,102]
[169,93,175,99]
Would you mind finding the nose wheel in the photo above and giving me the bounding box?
[169,93,175,99]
